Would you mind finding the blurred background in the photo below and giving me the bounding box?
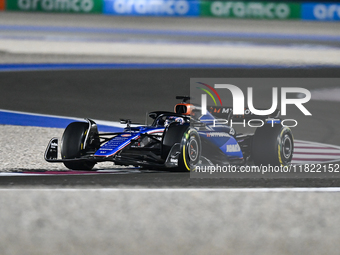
[0,0,340,66]
[1,0,340,144]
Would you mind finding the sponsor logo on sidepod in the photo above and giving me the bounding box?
[206,132,230,138]
[227,144,241,153]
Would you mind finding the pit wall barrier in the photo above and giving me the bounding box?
[3,0,340,21]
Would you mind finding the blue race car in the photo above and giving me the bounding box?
[45,96,294,171]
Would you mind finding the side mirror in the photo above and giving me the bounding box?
[120,119,132,128]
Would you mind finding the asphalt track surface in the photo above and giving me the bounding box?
[1,67,340,187]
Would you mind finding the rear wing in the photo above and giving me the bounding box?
[207,106,280,122]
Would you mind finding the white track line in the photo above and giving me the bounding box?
[1,188,340,192]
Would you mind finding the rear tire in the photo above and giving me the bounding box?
[61,122,96,170]
[252,125,293,166]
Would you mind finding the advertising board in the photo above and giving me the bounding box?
[6,0,102,13]
[302,3,340,21]
[200,1,301,19]
[103,0,200,16]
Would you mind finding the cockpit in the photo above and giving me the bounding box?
[156,115,185,127]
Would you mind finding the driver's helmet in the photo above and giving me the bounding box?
[164,116,184,127]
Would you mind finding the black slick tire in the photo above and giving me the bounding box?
[178,128,201,171]
[252,124,294,166]
[61,122,95,170]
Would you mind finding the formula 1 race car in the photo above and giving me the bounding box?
[45,96,294,171]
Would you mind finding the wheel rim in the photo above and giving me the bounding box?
[188,137,199,162]
[282,135,292,159]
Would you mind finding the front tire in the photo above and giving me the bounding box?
[178,128,201,171]
[61,122,96,170]
[252,125,293,166]
[161,124,201,171]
